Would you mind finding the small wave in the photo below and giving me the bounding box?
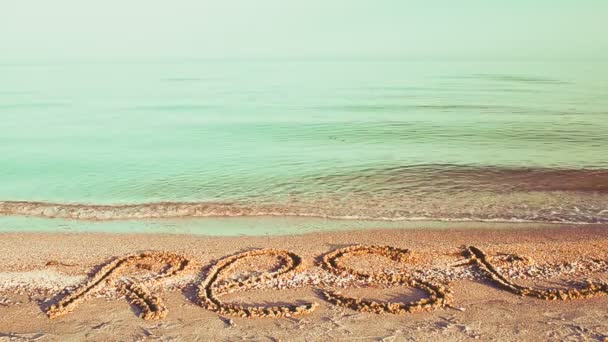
[311,104,517,113]
[130,104,214,111]
[0,201,606,224]
[449,74,570,85]
[0,103,67,109]
[162,77,204,82]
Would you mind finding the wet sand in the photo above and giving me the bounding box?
[1,224,608,341]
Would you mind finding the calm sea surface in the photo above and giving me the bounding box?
[1,60,607,233]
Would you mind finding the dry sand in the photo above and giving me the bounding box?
[1,224,608,341]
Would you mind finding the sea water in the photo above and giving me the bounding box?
[1,59,607,233]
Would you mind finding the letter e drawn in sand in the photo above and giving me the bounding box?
[319,245,453,314]
[46,252,191,320]
[197,249,318,318]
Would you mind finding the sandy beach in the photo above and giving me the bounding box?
[1,224,608,341]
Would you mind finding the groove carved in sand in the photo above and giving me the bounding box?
[464,246,608,300]
[197,249,318,318]
[46,252,191,320]
[320,245,452,314]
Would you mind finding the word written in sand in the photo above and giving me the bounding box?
[44,245,608,320]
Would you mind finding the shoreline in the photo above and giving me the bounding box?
[1,224,607,340]
[1,215,607,237]
[2,197,607,224]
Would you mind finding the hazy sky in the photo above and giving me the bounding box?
[1,0,606,62]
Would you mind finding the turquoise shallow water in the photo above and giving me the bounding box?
[0,216,569,236]
[1,60,607,231]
